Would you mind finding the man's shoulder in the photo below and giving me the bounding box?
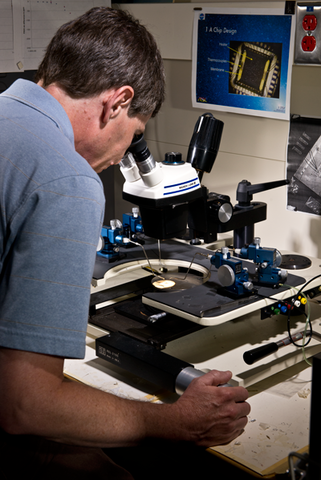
[0,79,74,143]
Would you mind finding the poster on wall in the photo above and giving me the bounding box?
[287,115,321,216]
[0,0,111,73]
[192,8,295,120]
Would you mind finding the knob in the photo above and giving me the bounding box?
[132,207,139,218]
[218,202,233,223]
[218,264,235,287]
[164,152,184,164]
[254,237,261,247]
[243,281,253,290]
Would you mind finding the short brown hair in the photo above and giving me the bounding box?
[35,7,165,117]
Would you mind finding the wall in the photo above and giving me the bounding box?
[113,1,321,258]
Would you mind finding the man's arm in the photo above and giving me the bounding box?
[0,347,250,448]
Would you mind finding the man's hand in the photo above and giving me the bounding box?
[0,348,249,449]
[165,370,250,447]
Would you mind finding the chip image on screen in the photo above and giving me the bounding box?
[229,41,281,98]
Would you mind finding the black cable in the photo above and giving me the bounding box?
[255,280,316,348]
[287,310,312,348]
[296,273,321,296]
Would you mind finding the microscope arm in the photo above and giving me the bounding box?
[237,179,289,207]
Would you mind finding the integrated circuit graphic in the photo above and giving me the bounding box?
[229,42,281,98]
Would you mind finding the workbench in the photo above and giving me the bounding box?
[64,322,316,478]
[64,241,321,478]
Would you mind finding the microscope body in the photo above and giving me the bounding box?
[122,157,202,239]
[119,113,288,250]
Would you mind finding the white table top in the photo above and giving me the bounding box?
[64,326,314,477]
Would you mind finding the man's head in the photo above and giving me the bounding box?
[35,7,165,118]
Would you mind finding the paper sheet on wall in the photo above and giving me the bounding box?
[192,7,295,120]
[0,0,17,72]
[0,0,111,73]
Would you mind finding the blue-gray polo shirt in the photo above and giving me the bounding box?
[0,80,105,359]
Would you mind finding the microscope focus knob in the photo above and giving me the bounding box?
[217,202,233,223]
[208,193,233,224]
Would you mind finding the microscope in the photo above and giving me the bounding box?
[92,113,321,398]
[119,126,205,240]
[96,113,290,293]
[103,112,289,295]
[119,112,288,249]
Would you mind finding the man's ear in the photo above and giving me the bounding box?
[102,86,134,124]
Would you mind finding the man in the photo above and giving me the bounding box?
[0,7,250,479]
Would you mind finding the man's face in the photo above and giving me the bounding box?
[80,108,151,173]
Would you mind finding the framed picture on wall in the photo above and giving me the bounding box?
[192,7,295,120]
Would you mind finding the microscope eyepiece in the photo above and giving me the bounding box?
[127,134,150,163]
[126,133,156,175]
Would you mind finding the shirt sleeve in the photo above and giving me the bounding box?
[0,174,105,359]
